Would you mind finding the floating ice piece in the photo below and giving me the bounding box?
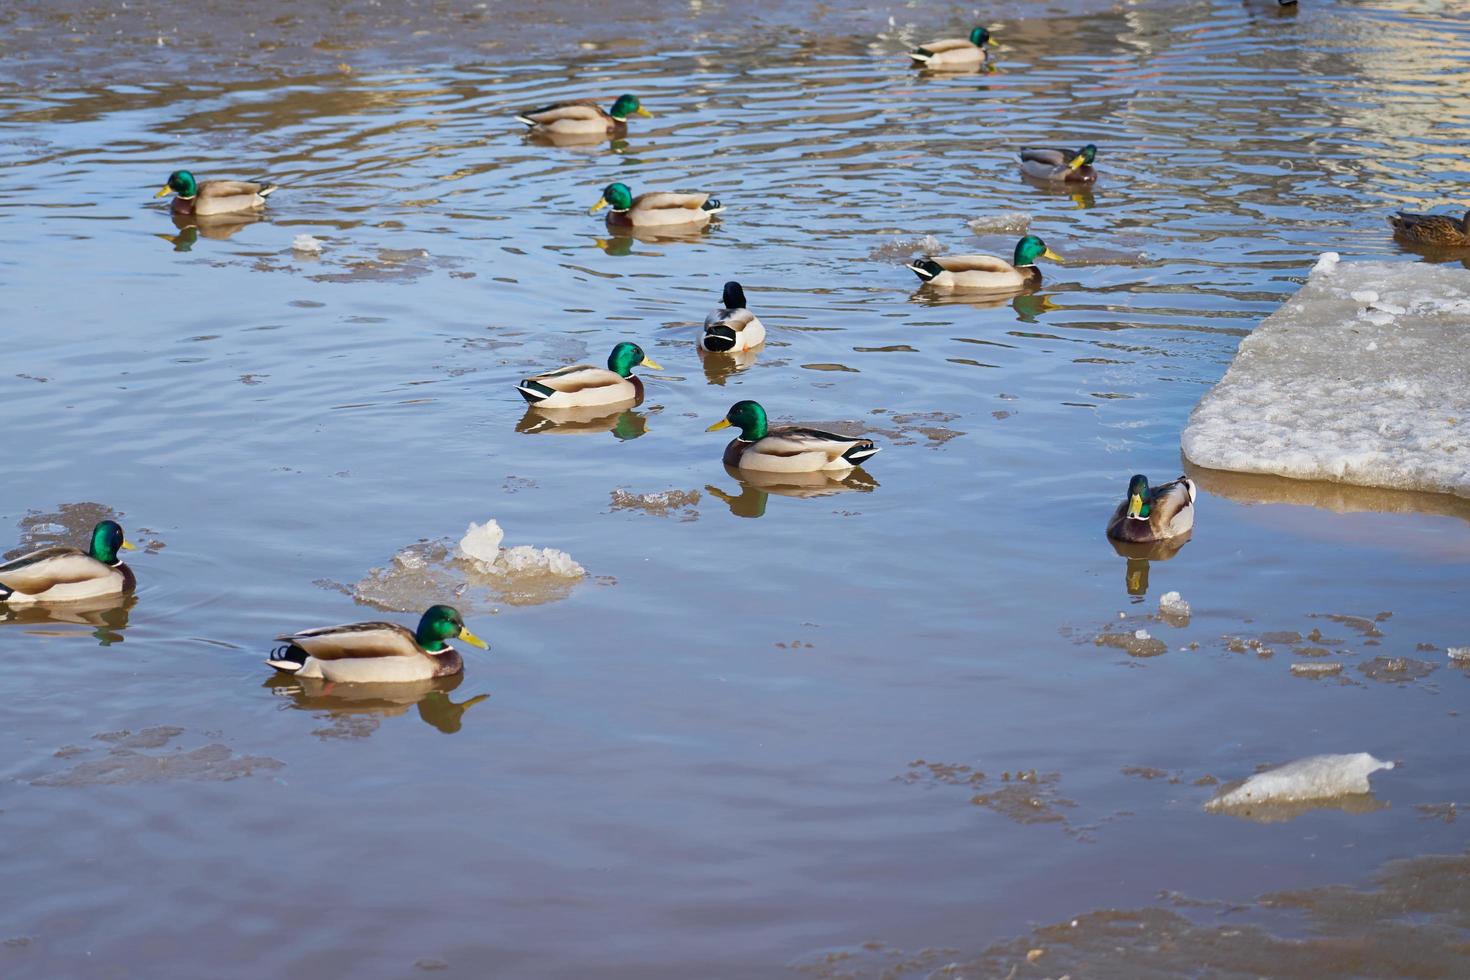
[1206,753,1393,811]
[456,520,583,579]
[291,234,324,253]
[1312,251,1340,273]
[458,520,505,568]
[867,235,942,261]
[1134,629,1151,640]
[967,212,1032,234]
[1182,259,1470,499]
[1159,591,1191,619]
[1290,662,1343,678]
[1350,290,1378,305]
[1446,647,1469,662]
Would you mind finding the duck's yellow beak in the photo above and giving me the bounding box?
[706,418,732,432]
[121,539,138,551]
[458,626,489,650]
[640,355,664,370]
[1127,493,1144,519]
[1068,155,1087,170]
[1043,247,1063,262]
[589,198,609,214]
[154,185,173,198]
[635,107,653,118]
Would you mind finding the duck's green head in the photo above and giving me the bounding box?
[1126,474,1151,519]
[969,27,993,46]
[607,341,663,377]
[707,399,768,440]
[1014,235,1062,267]
[416,604,488,653]
[1069,144,1097,170]
[90,520,136,565]
[591,182,635,214]
[609,94,652,121]
[154,170,198,200]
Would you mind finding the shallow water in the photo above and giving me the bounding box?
[2,0,1469,976]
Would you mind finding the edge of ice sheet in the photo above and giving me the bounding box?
[1182,256,1470,500]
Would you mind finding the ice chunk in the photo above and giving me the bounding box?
[1134,629,1151,640]
[457,520,505,568]
[291,234,324,253]
[1312,251,1340,273]
[867,235,942,261]
[1206,753,1393,812]
[1350,290,1378,305]
[1448,647,1470,662]
[1159,591,1191,619]
[967,212,1032,234]
[1182,260,1470,499]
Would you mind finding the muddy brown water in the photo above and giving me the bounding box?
[2,0,1469,977]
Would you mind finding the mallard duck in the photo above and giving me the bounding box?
[0,520,137,604]
[1387,210,1470,247]
[516,94,651,135]
[1019,145,1097,183]
[908,235,1061,292]
[702,281,766,353]
[154,170,277,216]
[267,604,488,683]
[909,27,992,69]
[1106,474,1196,544]
[517,341,663,408]
[590,183,724,229]
[707,400,880,472]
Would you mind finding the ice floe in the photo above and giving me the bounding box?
[1206,752,1393,812]
[1182,256,1470,499]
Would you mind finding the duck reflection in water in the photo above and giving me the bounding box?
[698,346,761,385]
[1109,533,1191,599]
[0,592,136,646]
[157,211,265,252]
[594,227,711,256]
[264,672,489,735]
[516,402,648,440]
[706,465,878,519]
[912,286,1060,323]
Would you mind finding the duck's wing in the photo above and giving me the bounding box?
[705,307,756,330]
[0,547,107,594]
[934,254,1012,274]
[759,426,880,463]
[1149,476,1197,528]
[516,99,606,125]
[917,37,974,54]
[632,191,711,211]
[523,364,624,393]
[1020,148,1068,167]
[1387,212,1469,243]
[197,180,271,198]
[275,622,423,660]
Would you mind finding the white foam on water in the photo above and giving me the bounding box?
[1206,753,1394,811]
[1182,256,1470,499]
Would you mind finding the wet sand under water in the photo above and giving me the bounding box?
[2,0,1469,977]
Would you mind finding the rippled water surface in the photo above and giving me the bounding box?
[3,0,1469,976]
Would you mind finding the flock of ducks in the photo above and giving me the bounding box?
[7,16,1462,684]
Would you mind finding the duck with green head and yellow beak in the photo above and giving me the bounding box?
[908,235,1062,293]
[516,93,652,136]
[267,605,490,683]
[1106,474,1197,544]
[1019,143,1098,184]
[153,169,279,217]
[590,182,724,230]
[909,26,993,70]
[0,520,138,604]
[517,341,663,408]
[707,400,880,473]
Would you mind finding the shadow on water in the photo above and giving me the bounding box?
[0,593,136,646]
